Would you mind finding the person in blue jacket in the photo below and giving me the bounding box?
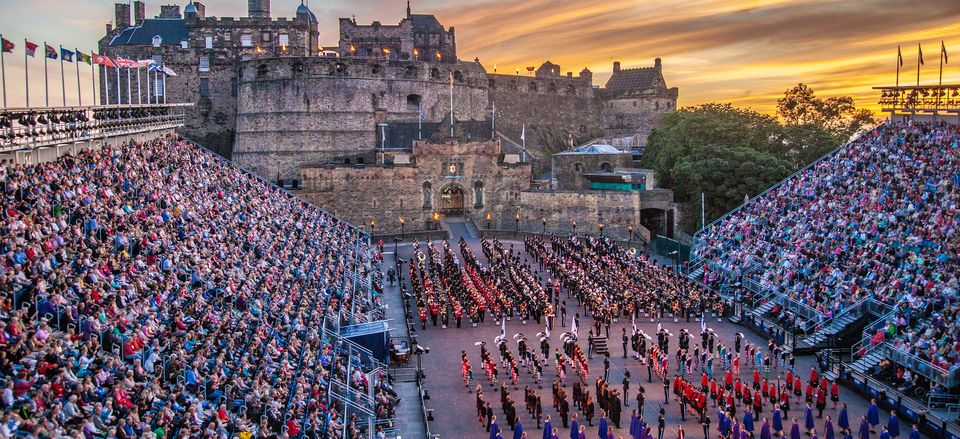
[859,416,871,439]
[743,411,755,433]
[887,410,899,439]
[867,399,880,433]
[838,403,850,434]
[570,414,579,439]
[908,424,921,439]
[806,404,816,435]
[598,411,609,439]
[879,426,890,439]
[773,405,784,436]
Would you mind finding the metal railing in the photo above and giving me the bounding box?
[882,344,960,388]
[0,104,191,153]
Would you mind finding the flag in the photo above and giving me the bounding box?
[114,56,135,68]
[147,63,162,72]
[632,314,637,334]
[1,38,13,53]
[92,53,116,67]
[24,40,38,57]
[919,44,924,66]
[161,66,177,76]
[657,321,662,332]
[418,102,424,120]
[133,59,154,68]
[701,312,707,333]
[45,44,57,59]
[571,315,578,337]
[449,72,453,87]
[520,124,525,142]
[897,46,903,67]
[60,48,74,62]
[78,51,91,65]
[943,41,948,64]
[500,319,506,338]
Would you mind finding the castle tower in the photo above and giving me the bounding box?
[248,0,270,19]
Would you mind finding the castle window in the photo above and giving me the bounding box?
[205,36,213,49]
[489,79,496,89]
[422,181,432,208]
[453,70,463,82]
[407,94,422,111]
[152,55,163,65]
[548,82,557,93]
[199,78,210,97]
[292,62,304,74]
[474,181,484,208]
[600,162,613,172]
[528,82,538,92]
[335,62,347,74]
[223,33,231,42]
[199,56,210,72]
[430,68,440,79]
[256,64,268,78]
[261,31,271,42]
[405,65,418,77]
[241,34,252,47]
[180,40,188,49]
[278,34,289,47]
[371,64,383,75]
[152,35,162,47]
[566,84,575,95]
[574,163,583,172]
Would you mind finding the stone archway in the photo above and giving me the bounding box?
[439,184,465,215]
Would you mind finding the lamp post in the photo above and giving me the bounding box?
[514,212,520,237]
[486,212,492,231]
[598,223,605,237]
[572,221,577,235]
[369,219,376,236]
[399,217,405,239]
[541,218,546,235]
[433,212,440,230]
[627,224,633,248]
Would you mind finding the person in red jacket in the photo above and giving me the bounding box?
[809,367,819,386]
[725,370,734,391]
[805,382,815,405]
[780,388,791,411]
[793,376,802,399]
[753,389,763,416]
[761,379,769,399]
[701,373,709,392]
[830,381,840,409]
[735,379,743,400]
[786,370,794,392]
[816,387,827,419]
[753,370,761,390]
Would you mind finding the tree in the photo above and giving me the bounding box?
[671,144,794,231]
[643,103,784,190]
[777,83,876,139]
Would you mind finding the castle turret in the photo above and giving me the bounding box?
[613,61,621,73]
[654,57,662,71]
[579,67,592,85]
[248,0,270,19]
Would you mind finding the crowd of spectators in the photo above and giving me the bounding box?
[696,120,960,395]
[0,135,396,438]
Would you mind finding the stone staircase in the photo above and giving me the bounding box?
[795,312,860,349]
[590,336,609,356]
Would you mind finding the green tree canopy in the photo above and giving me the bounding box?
[777,83,876,139]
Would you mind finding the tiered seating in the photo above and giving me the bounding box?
[0,135,393,438]
[696,121,960,398]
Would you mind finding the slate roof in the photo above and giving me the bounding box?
[408,14,445,32]
[109,18,187,47]
[604,67,662,95]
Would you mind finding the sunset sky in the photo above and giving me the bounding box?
[2,0,960,114]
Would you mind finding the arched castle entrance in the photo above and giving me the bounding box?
[439,184,465,214]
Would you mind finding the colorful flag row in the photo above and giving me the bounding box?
[1,36,176,75]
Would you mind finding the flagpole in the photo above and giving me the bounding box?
[491,101,496,139]
[1,34,6,109]
[116,66,121,104]
[44,42,49,106]
[75,49,81,106]
[104,65,110,106]
[59,46,66,106]
[417,101,422,140]
[126,66,132,106]
[939,41,945,110]
[24,39,29,108]
[449,74,454,138]
[137,65,141,105]
[896,46,900,88]
[162,71,166,104]
[917,43,922,87]
[90,55,96,106]
[146,66,150,105]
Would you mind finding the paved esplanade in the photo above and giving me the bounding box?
[383,218,900,439]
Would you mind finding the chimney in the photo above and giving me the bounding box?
[106,23,113,34]
[654,57,662,70]
[134,1,145,25]
[248,0,271,19]
[115,2,131,29]
[159,5,181,18]
[567,72,573,78]
[193,1,205,18]
[613,61,621,73]
[406,0,411,18]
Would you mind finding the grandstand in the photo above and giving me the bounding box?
[0,104,399,438]
[690,118,960,436]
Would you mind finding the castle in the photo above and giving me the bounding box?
[99,0,680,239]
[99,1,678,174]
